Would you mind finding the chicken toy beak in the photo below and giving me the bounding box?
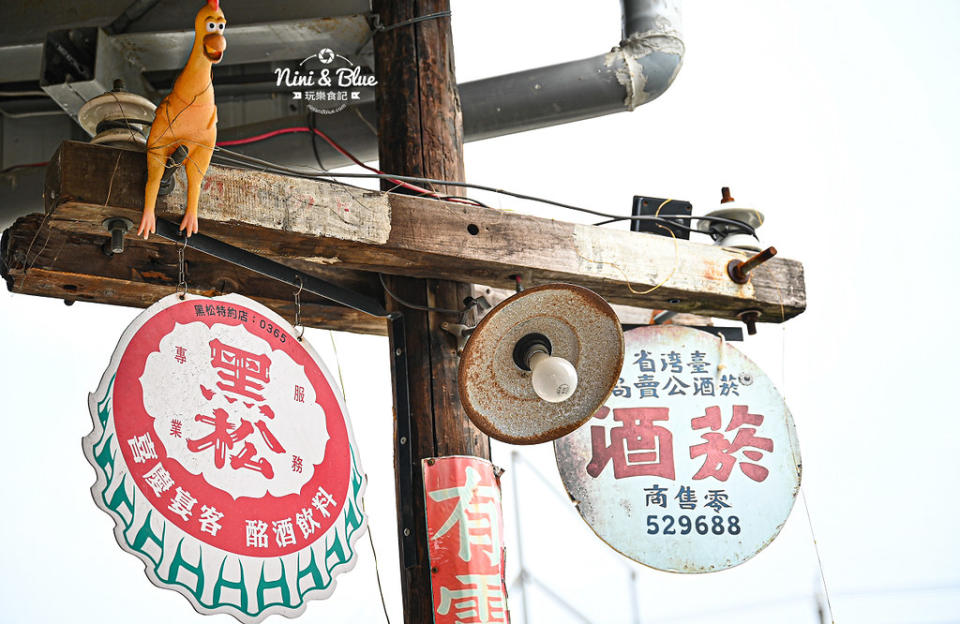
[203,33,226,62]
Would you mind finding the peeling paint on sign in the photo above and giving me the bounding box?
[423,456,508,624]
[555,325,801,573]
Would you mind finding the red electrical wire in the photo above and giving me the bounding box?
[0,161,48,174]
[216,126,309,147]
[217,127,483,206]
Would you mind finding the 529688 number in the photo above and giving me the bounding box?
[646,514,741,536]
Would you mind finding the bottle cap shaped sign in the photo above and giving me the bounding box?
[84,293,366,622]
[555,325,801,573]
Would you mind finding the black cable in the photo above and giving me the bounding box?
[378,273,460,315]
[105,0,162,35]
[213,146,756,237]
[591,216,703,235]
[374,10,451,34]
[442,194,491,208]
[307,111,326,171]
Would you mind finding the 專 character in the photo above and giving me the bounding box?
[138,0,226,239]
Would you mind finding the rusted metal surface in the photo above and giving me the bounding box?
[554,325,801,573]
[727,246,778,284]
[458,283,624,444]
[739,309,761,336]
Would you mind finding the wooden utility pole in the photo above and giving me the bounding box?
[372,1,491,621]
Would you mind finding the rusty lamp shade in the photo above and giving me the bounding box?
[458,283,624,444]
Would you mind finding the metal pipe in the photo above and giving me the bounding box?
[220,0,683,168]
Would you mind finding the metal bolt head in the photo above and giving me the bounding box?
[403,528,410,537]
[738,310,761,336]
[399,436,407,445]
[102,217,133,255]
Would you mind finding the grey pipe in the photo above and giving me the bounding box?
[218,0,684,169]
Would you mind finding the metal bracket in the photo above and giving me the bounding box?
[439,292,493,354]
[152,218,389,317]
[439,321,475,354]
[389,314,420,569]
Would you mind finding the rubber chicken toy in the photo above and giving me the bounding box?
[138,0,226,239]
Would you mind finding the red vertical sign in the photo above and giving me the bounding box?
[422,456,509,624]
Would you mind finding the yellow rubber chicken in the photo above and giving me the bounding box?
[138,0,226,239]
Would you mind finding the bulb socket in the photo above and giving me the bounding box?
[513,333,552,371]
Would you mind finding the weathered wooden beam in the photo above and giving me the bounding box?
[1,214,387,335]
[42,140,805,322]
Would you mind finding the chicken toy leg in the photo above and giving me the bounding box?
[138,0,226,239]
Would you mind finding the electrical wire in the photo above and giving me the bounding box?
[378,273,461,315]
[0,161,48,175]
[0,90,47,97]
[211,142,755,237]
[441,194,491,208]
[0,107,65,119]
[88,82,749,238]
[325,331,391,624]
[133,104,751,238]
[307,110,326,171]
[218,125,486,207]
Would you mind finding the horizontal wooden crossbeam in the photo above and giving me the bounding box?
[8,141,805,325]
[1,213,386,335]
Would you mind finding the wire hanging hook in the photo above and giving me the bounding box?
[293,276,305,341]
[176,235,189,299]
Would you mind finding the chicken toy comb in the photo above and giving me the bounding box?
[208,0,219,10]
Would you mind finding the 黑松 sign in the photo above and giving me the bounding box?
[84,293,366,622]
[555,325,801,573]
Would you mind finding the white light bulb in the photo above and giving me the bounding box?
[529,351,578,403]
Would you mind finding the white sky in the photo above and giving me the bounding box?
[2,1,959,623]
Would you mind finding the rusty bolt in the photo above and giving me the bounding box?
[739,310,761,336]
[727,246,777,284]
[427,458,436,466]
[431,566,438,574]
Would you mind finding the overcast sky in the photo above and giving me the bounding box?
[2,1,958,623]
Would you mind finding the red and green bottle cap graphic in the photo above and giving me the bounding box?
[84,293,366,622]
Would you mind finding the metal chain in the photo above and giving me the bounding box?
[176,236,188,299]
[293,276,304,341]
